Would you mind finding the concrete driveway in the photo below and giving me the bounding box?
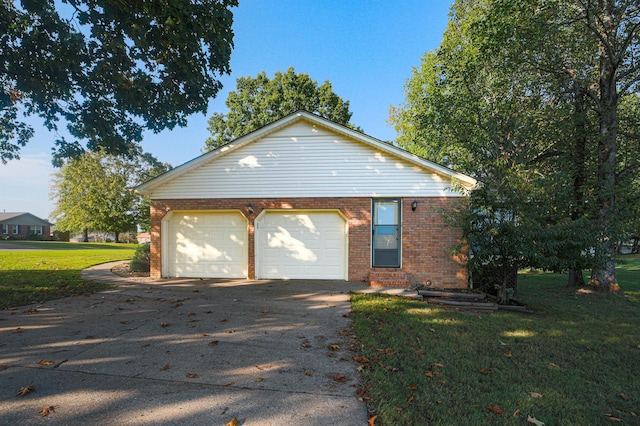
[0,262,371,425]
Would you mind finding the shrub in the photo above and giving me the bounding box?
[130,242,150,272]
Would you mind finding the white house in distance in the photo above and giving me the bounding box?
[136,111,476,288]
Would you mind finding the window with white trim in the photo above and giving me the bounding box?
[30,225,43,235]
[372,199,402,268]
[1,224,7,234]
[12,225,19,234]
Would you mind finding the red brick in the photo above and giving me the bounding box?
[150,197,469,288]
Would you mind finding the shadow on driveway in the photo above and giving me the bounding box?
[0,262,370,425]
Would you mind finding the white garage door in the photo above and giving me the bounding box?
[256,211,347,280]
[165,212,247,278]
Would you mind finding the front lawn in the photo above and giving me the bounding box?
[0,242,136,309]
[351,255,640,425]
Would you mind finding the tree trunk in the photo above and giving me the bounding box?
[567,268,585,288]
[114,231,120,243]
[590,0,620,293]
[632,237,639,254]
[567,82,588,290]
[82,228,89,242]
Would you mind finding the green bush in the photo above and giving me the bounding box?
[130,242,150,272]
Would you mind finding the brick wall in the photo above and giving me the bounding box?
[150,197,468,288]
[0,224,51,240]
[400,197,469,289]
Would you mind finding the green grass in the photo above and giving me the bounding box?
[0,242,136,309]
[351,254,640,425]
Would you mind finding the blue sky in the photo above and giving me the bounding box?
[0,1,452,220]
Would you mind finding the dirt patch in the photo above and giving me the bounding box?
[110,262,150,278]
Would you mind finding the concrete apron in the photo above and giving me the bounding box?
[0,263,370,425]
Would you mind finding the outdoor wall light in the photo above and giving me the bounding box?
[247,204,254,216]
[426,279,432,287]
[411,200,418,211]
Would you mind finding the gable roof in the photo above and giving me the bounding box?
[137,110,476,195]
[0,212,53,226]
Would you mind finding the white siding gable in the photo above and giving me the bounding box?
[148,121,466,199]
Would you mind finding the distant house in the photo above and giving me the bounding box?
[136,232,151,244]
[0,212,53,240]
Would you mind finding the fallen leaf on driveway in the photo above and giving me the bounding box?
[209,340,219,346]
[16,385,35,397]
[527,415,545,425]
[353,356,370,363]
[226,417,239,426]
[328,344,340,351]
[225,329,234,333]
[255,377,264,382]
[37,360,55,366]
[160,322,170,328]
[304,370,312,376]
[186,373,198,378]
[301,343,312,348]
[14,327,23,333]
[39,405,58,417]
[225,381,233,386]
[333,374,348,383]
[159,364,170,371]
[368,415,377,426]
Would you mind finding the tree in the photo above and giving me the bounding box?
[485,0,640,292]
[204,67,360,150]
[391,0,640,293]
[391,0,596,298]
[1,0,237,165]
[51,150,170,241]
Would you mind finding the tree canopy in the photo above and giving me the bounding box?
[204,67,360,150]
[50,150,170,240]
[1,0,237,165]
[391,0,640,292]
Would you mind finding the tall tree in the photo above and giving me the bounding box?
[1,0,237,165]
[204,67,359,150]
[392,0,640,293]
[484,0,640,292]
[51,150,170,240]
